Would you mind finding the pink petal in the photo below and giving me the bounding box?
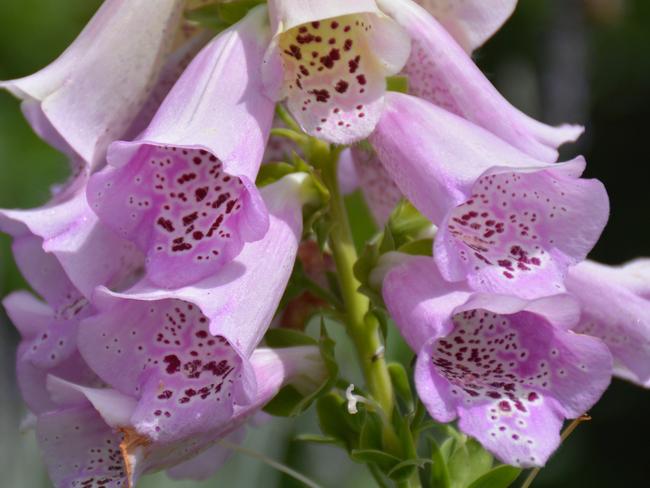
[264,1,410,143]
[1,0,185,168]
[377,0,582,162]
[88,8,275,288]
[412,0,517,51]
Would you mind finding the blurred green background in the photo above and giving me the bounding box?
[1,0,649,487]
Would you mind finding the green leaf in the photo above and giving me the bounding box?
[264,329,318,348]
[263,385,306,417]
[387,362,413,407]
[316,393,357,450]
[386,75,410,94]
[467,465,522,488]
[294,434,341,445]
[351,449,401,472]
[359,410,384,451]
[264,324,338,417]
[398,238,434,257]
[429,437,451,488]
[387,458,432,482]
[256,162,297,187]
[388,201,431,240]
[217,0,265,24]
[446,436,494,488]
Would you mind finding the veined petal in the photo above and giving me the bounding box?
[383,255,472,350]
[264,0,411,143]
[377,0,581,162]
[37,346,324,487]
[1,178,144,300]
[88,7,275,288]
[165,429,245,481]
[3,289,98,414]
[413,0,517,51]
[78,175,305,445]
[384,259,612,466]
[567,260,650,387]
[349,146,402,226]
[0,0,185,168]
[372,94,609,298]
[37,405,128,488]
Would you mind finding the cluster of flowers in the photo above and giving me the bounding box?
[1,0,648,486]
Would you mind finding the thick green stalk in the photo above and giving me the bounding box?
[321,148,394,417]
[318,144,420,488]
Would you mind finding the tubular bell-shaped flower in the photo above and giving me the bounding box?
[263,0,411,144]
[1,235,103,415]
[0,174,144,300]
[36,346,325,487]
[566,259,650,387]
[1,173,143,414]
[77,174,307,454]
[0,0,185,168]
[377,0,580,162]
[87,6,276,288]
[370,93,609,299]
[413,0,517,52]
[383,255,612,467]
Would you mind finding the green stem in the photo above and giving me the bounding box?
[322,148,394,418]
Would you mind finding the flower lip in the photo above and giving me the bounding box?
[88,141,269,289]
[264,1,411,143]
[434,157,609,298]
[415,293,611,467]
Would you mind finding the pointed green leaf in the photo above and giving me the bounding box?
[264,328,318,348]
[387,362,413,407]
[467,465,522,488]
[294,434,341,445]
[387,458,432,482]
[350,449,401,472]
[429,437,451,488]
[447,436,494,488]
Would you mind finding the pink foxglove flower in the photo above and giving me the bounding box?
[413,0,517,52]
[263,0,411,144]
[383,255,612,467]
[1,173,143,413]
[377,0,581,162]
[567,259,650,387]
[0,174,143,300]
[371,93,609,299]
[87,7,276,288]
[0,0,186,168]
[3,281,97,416]
[77,174,306,453]
[37,346,325,487]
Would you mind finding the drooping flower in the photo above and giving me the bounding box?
[377,0,581,162]
[566,259,650,387]
[0,0,186,168]
[1,232,108,415]
[370,93,609,299]
[263,0,411,144]
[413,0,517,52]
[1,169,144,414]
[87,6,276,288]
[37,345,325,487]
[0,173,144,300]
[383,255,612,467]
[76,173,307,456]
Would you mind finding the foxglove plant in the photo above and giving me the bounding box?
[1,1,648,487]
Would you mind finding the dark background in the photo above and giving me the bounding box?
[0,0,649,486]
